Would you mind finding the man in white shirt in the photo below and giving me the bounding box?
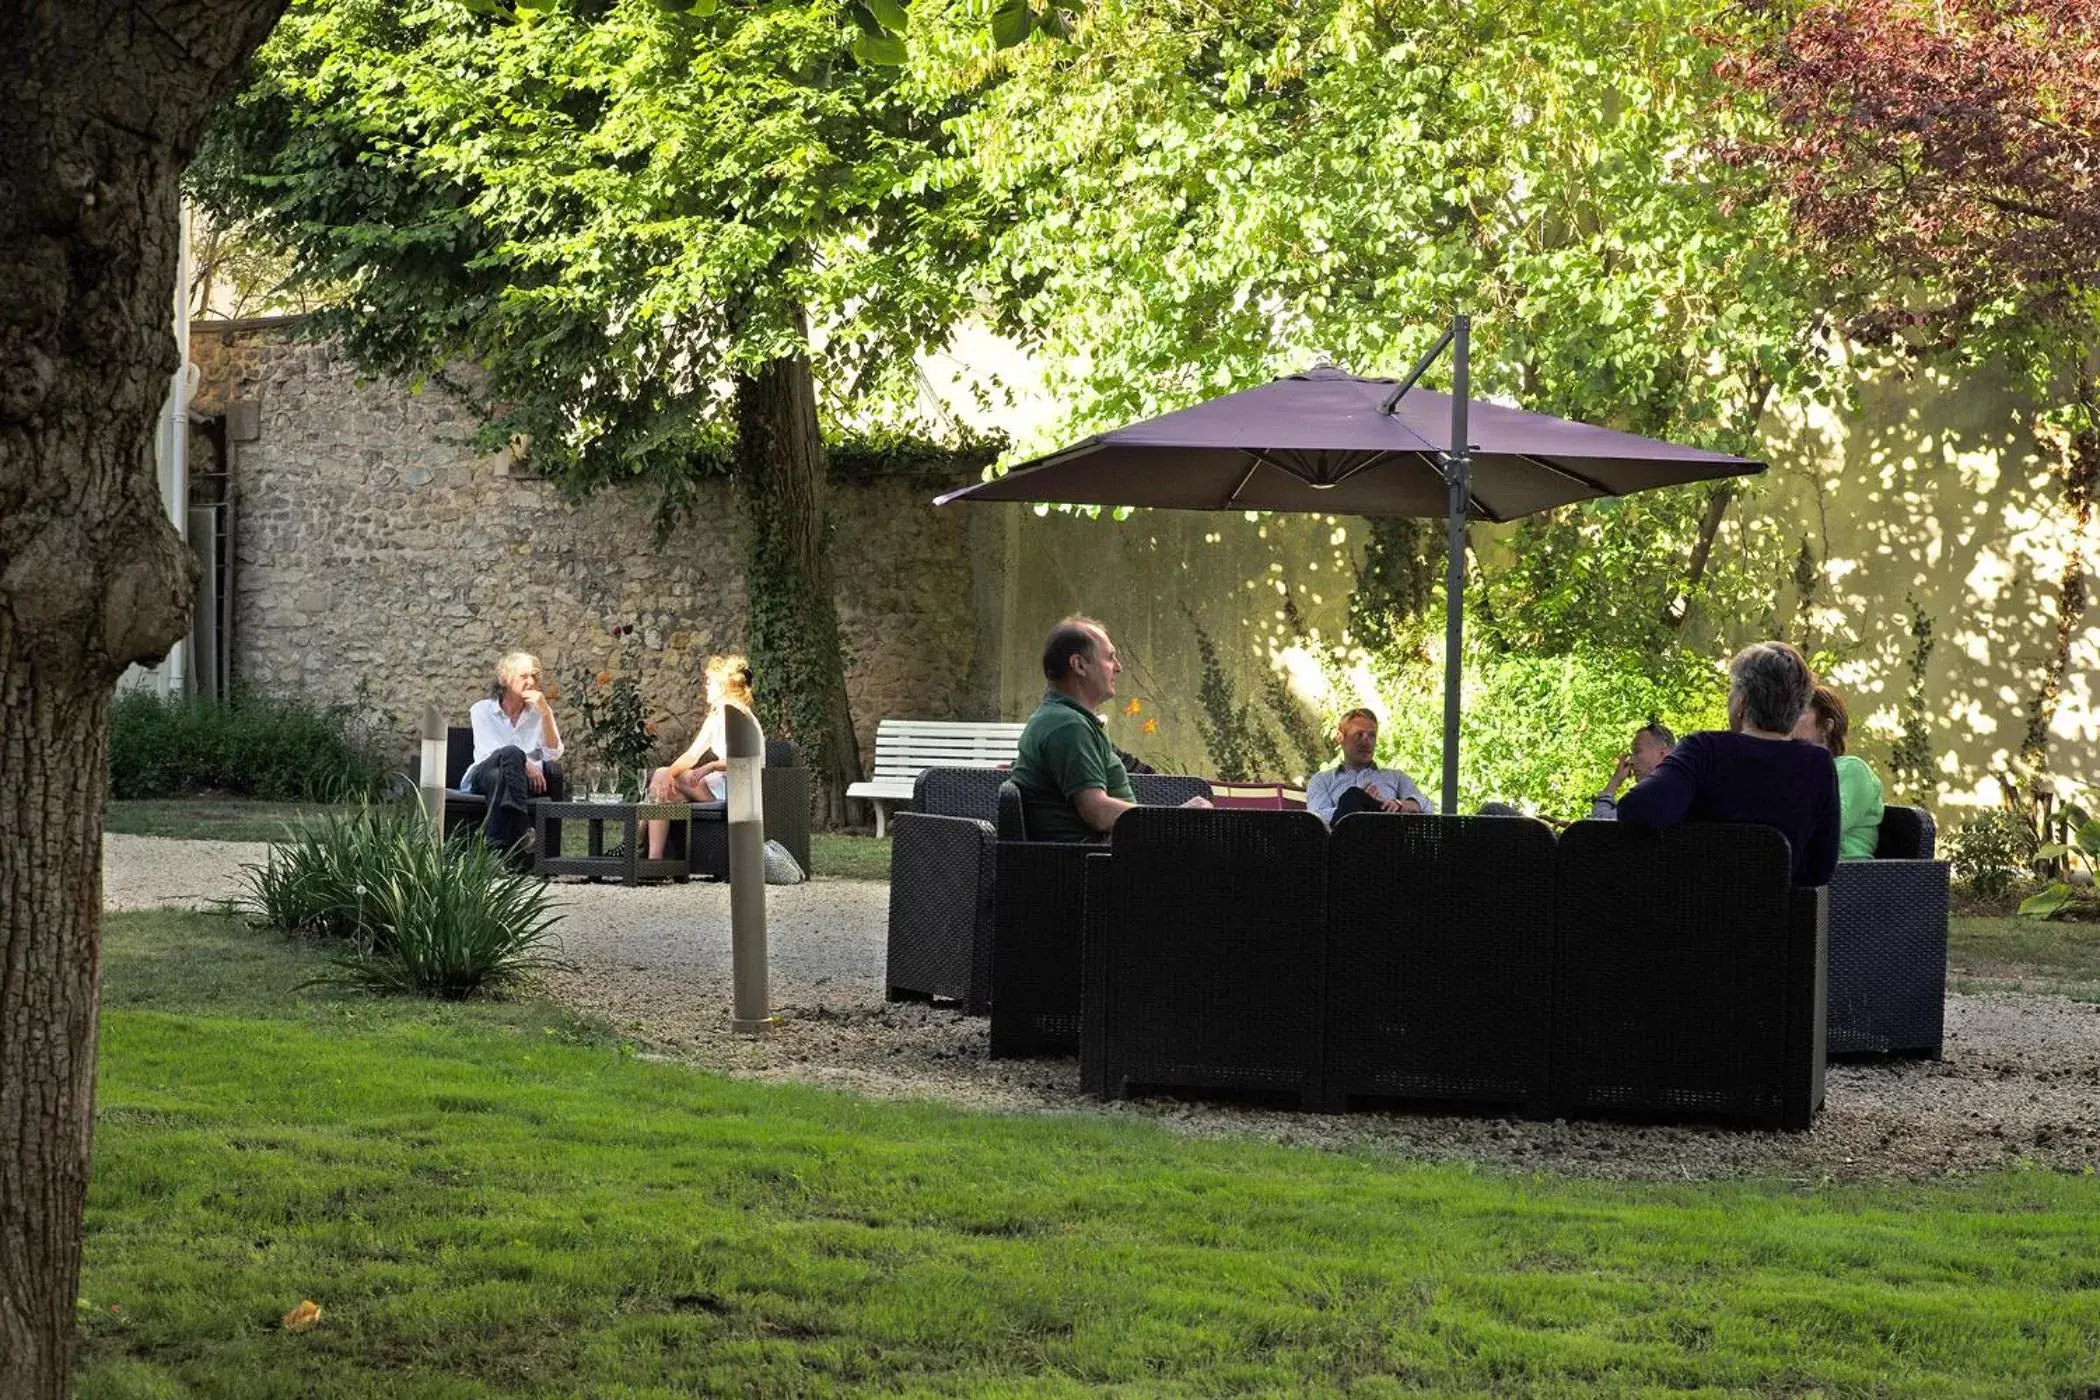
[1304,708,1434,824]
[463,650,567,858]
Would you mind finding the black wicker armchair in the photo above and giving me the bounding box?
[988,775,1216,1057]
[1825,805,1947,1058]
[687,738,813,880]
[1552,822,1826,1130]
[884,767,1004,1012]
[440,727,486,840]
[1082,807,1330,1108]
[1323,813,1558,1115]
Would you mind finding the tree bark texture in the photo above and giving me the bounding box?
[1664,481,1738,630]
[733,329,865,830]
[0,1,289,1393]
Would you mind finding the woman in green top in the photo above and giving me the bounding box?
[1792,683,1884,859]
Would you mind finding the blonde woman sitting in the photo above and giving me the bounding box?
[643,655,761,861]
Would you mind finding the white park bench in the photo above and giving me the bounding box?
[847,719,1027,837]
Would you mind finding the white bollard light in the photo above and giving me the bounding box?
[419,703,448,843]
[723,706,773,1034]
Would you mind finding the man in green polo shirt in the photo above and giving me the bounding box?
[1010,617,1208,841]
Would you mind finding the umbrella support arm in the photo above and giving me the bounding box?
[1379,313,1471,812]
[1382,324,1457,415]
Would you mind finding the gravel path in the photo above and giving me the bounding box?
[107,833,2100,1182]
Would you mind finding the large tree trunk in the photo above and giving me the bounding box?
[0,3,288,1394]
[732,323,863,830]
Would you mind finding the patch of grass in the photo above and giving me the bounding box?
[105,799,353,844]
[79,910,2100,1398]
[1949,914,2100,999]
[811,832,888,882]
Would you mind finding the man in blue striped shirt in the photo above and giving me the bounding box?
[1304,708,1434,824]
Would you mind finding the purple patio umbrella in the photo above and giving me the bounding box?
[934,317,1765,810]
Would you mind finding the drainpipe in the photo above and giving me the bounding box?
[164,203,195,697]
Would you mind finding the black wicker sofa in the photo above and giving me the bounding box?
[1066,804,1944,1130]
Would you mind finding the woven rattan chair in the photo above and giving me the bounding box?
[884,767,1004,1012]
[1826,805,1947,1058]
[1551,821,1826,1130]
[988,775,1217,1058]
[1322,813,1557,1115]
[1081,807,1329,1108]
[440,726,487,839]
[988,781,1094,1056]
[686,739,813,880]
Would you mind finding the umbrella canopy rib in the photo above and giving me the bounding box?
[1518,453,1622,501]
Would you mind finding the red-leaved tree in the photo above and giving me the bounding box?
[1719,0,2100,765]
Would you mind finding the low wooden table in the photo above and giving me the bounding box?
[532,800,691,884]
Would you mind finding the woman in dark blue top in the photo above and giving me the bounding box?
[1616,641,1841,886]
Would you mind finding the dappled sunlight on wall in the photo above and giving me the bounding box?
[993,506,1363,780]
[1734,351,2096,811]
[990,350,2097,814]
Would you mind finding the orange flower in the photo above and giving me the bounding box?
[645,721,659,736]
[1123,699,1143,716]
[596,671,612,686]
[1142,717,1158,735]
[281,1300,322,1332]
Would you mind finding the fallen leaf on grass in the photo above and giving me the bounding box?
[282,1300,323,1332]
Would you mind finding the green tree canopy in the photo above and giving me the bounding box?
[934,0,1839,657]
[193,0,1008,814]
[194,0,994,492]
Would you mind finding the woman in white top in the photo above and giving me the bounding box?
[644,654,762,861]
[463,650,567,856]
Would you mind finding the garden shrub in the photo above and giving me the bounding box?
[1947,809,2037,902]
[237,806,563,999]
[109,685,393,801]
[1364,641,1729,817]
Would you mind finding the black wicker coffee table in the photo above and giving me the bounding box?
[532,800,691,884]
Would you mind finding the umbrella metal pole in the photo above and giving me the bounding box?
[1440,315,1471,816]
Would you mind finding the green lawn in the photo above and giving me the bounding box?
[106,799,894,882]
[103,798,350,843]
[1950,914,2100,1001]
[78,910,2100,1397]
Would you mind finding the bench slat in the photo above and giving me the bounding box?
[869,743,1016,755]
[876,721,1027,733]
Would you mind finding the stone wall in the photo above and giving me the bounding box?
[192,322,995,771]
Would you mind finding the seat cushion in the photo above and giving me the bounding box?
[1205,783,1308,811]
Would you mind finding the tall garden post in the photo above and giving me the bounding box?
[418,704,447,843]
[724,705,774,1034]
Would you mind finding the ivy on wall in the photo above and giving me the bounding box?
[1348,518,1439,649]
[1192,625,1287,783]
[1889,596,1937,800]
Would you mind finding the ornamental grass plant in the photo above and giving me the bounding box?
[236,805,563,1000]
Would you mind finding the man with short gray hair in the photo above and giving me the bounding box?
[1009,617,1212,841]
[1589,719,1675,821]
